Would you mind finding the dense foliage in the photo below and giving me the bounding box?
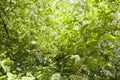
[0,0,120,80]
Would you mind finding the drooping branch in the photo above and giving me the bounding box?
[0,14,9,37]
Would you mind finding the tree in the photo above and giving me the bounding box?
[0,0,120,80]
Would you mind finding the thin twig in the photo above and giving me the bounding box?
[0,14,9,37]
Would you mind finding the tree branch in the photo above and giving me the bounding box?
[0,14,9,37]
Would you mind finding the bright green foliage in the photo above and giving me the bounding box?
[0,0,120,80]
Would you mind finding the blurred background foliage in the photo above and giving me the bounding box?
[0,0,120,80]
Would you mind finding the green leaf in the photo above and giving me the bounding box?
[1,58,14,66]
[105,34,118,39]
[0,76,7,80]
[104,50,113,56]
[86,39,97,46]
[87,0,95,2]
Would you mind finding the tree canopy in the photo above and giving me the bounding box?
[0,0,120,80]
